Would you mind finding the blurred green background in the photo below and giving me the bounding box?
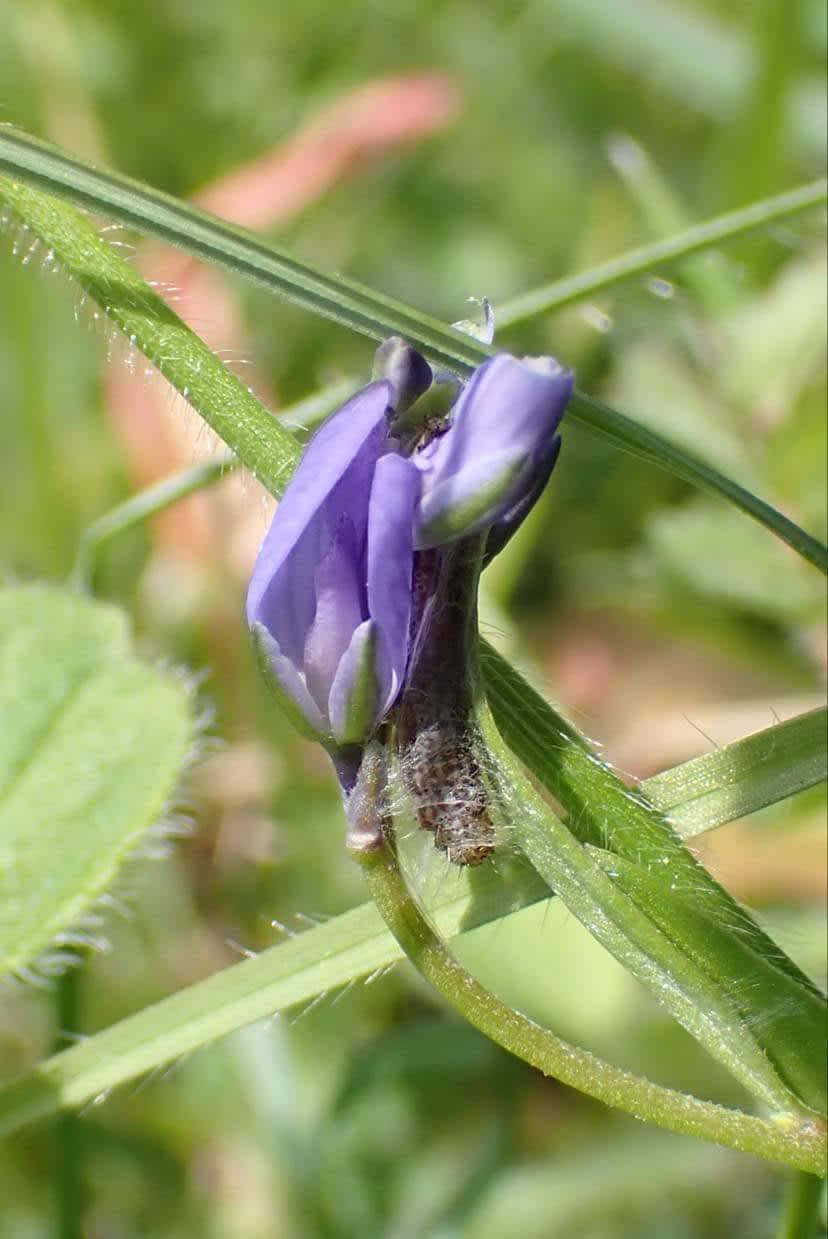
[0,0,826,1235]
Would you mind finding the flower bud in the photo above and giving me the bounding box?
[414,354,573,549]
[372,336,433,415]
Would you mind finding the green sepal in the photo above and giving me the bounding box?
[332,623,381,746]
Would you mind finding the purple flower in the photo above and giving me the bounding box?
[247,380,420,750]
[414,354,573,550]
[247,341,573,802]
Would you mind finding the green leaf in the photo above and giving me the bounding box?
[523,0,825,161]
[464,1133,750,1239]
[718,247,828,417]
[568,390,827,574]
[610,343,754,482]
[0,584,194,978]
[778,1171,826,1239]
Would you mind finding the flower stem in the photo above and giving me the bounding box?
[357,839,826,1173]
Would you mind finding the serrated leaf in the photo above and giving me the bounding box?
[0,584,195,977]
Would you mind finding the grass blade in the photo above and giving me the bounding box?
[644,707,827,837]
[1,130,825,573]
[481,644,827,838]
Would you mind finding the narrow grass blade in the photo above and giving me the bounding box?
[481,644,827,837]
[0,177,302,495]
[1,131,825,572]
[0,128,484,375]
[481,642,827,1114]
[644,707,827,837]
[568,391,827,573]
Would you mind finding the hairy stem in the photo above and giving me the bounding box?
[358,840,826,1173]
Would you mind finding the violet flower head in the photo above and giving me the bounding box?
[414,353,573,550]
[246,380,420,753]
[246,338,572,848]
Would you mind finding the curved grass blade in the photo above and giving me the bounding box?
[588,848,826,1113]
[481,643,827,838]
[0,127,485,375]
[1,130,825,573]
[477,698,822,1114]
[481,640,827,1114]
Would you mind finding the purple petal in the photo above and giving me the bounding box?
[366,453,420,712]
[415,355,572,544]
[303,516,366,715]
[415,445,526,549]
[328,619,381,744]
[247,381,390,663]
[250,623,327,738]
[484,435,562,563]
